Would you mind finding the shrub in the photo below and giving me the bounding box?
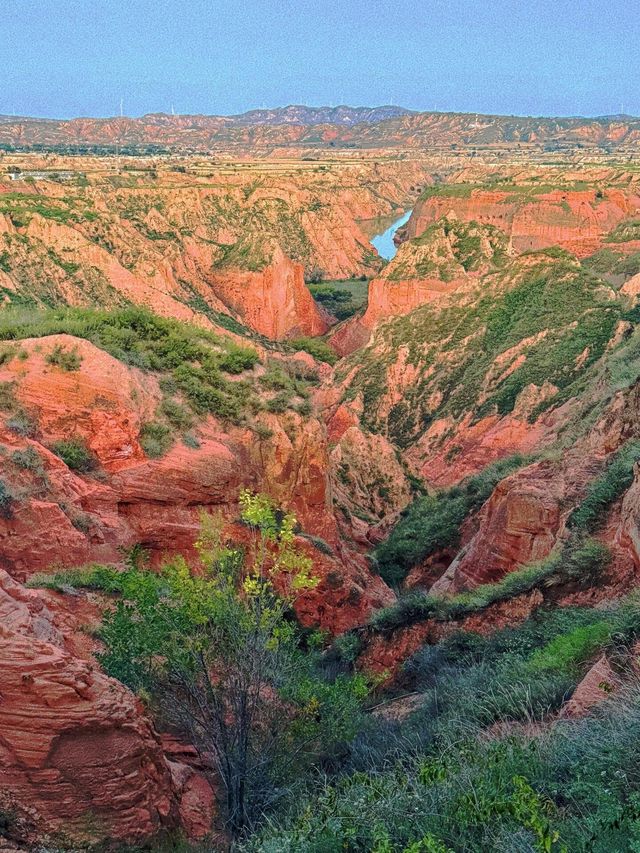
[11,446,46,478]
[95,496,365,837]
[45,343,82,371]
[0,345,16,366]
[50,437,98,472]
[0,381,16,410]
[568,440,640,531]
[182,431,201,449]
[160,396,194,430]
[139,421,173,458]
[0,479,13,519]
[288,336,338,366]
[375,455,530,586]
[218,343,259,374]
[266,392,289,414]
[6,411,37,437]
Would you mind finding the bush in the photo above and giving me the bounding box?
[139,420,173,458]
[288,336,338,366]
[568,440,640,531]
[218,343,259,374]
[45,343,82,371]
[159,396,194,430]
[11,446,46,478]
[266,392,289,414]
[6,411,37,437]
[0,381,16,410]
[50,437,98,472]
[0,479,13,519]
[375,455,530,586]
[182,431,201,449]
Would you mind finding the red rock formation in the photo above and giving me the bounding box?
[406,188,640,257]
[0,571,179,846]
[559,655,619,718]
[207,248,328,340]
[0,335,389,633]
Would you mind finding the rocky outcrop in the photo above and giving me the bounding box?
[0,570,179,847]
[406,188,640,257]
[559,655,619,718]
[0,335,389,633]
[207,248,328,340]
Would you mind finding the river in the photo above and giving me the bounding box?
[370,209,413,261]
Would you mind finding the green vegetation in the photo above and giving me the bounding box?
[568,440,640,532]
[47,494,368,838]
[287,335,338,365]
[259,357,315,405]
[308,279,369,321]
[249,596,640,852]
[345,253,622,443]
[527,620,612,674]
[45,343,82,371]
[583,248,640,281]
[374,456,530,586]
[369,538,610,633]
[28,563,127,592]
[0,478,13,518]
[604,219,640,243]
[11,446,47,480]
[388,219,508,282]
[50,437,98,473]
[139,420,173,458]
[0,306,261,425]
[0,192,96,227]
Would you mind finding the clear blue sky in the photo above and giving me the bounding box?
[2,0,638,119]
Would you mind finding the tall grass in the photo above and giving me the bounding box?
[374,455,531,587]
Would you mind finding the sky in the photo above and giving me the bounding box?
[1,0,639,120]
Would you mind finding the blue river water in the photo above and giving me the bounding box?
[370,209,413,261]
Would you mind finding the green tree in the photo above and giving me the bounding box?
[99,493,367,837]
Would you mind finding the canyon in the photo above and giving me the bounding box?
[2,131,640,850]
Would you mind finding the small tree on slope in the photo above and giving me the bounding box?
[98,491,368,837]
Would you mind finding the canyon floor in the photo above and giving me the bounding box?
[2,134,640,851]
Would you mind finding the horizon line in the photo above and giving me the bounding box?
[1,105,638,123]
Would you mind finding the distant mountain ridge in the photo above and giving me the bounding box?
[0,106,639,151]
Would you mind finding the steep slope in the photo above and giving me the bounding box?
[0,159,426,338]
[405,180,640,256]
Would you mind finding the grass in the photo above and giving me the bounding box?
[45,342,82,371]
[27,564,125,592]
[527,620,612,674]
[50,437,98,473]
[603,219,640,243]
[343,253,622,444]
[568,440,640,532]
[308,279,369,321]
[287,336,338,365]
[374,455,530,586]
[246,597,640,853]
[0,305,261,425]
[369,538,610,633]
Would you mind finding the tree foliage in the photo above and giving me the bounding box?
[98,493,367,837]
